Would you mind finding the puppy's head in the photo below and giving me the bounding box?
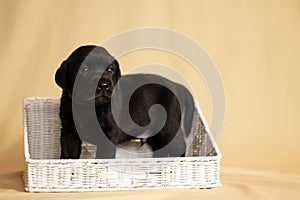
[55,45,121,105]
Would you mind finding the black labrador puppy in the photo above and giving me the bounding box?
[55,45,195,159]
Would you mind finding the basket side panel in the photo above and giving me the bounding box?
[25,98,61,159]
[186,111,217,157]
[26,159,221,192]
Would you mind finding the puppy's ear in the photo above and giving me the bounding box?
[114,60,121,81]
[55,60,68,90]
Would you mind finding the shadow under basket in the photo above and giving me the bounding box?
[23,97,221,192]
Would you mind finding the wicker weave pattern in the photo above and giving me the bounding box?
[23,97,221,192]
[25,99,61,159]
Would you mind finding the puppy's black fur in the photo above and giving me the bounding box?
[55,45,195,159]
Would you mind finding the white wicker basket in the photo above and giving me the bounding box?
[23,97,221,192]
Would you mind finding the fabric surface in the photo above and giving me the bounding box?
[1,0,300,199]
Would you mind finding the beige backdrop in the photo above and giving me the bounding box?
[0,0,300,187]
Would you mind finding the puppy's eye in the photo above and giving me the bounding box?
[81,65,89,73]
[107,66,114,72]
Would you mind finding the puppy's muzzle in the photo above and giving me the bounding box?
[97,78,112,91]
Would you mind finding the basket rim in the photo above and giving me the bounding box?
[24,155,221,164]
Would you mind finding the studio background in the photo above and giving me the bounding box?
[0,0,299,199]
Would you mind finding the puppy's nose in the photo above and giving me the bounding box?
[97,78,111,91]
